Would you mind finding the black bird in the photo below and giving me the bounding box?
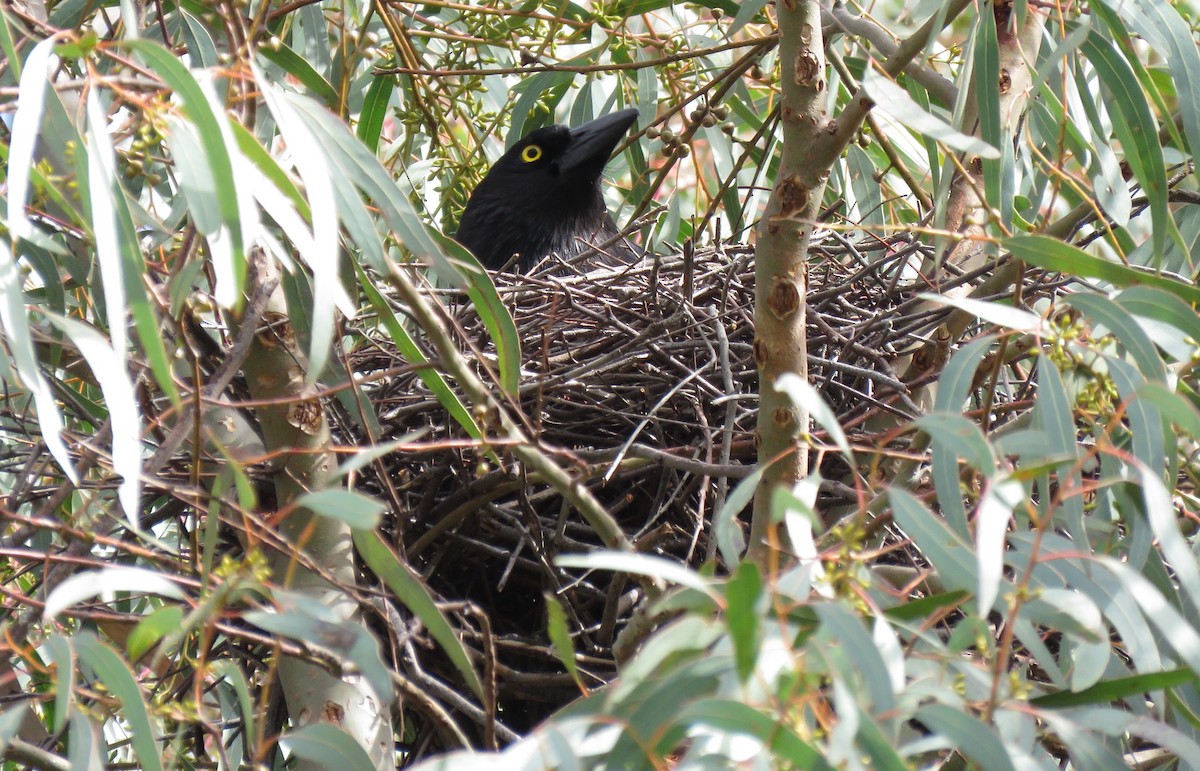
[455,108,640,272]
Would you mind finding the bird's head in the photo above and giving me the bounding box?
[456,108,639,271]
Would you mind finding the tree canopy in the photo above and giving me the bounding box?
[3,0,1200,769]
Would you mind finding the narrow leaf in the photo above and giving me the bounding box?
[1005,235,1200,304]
[1032,667,1198,708]
[353,530,483,698]
[126,39,245,305]
[545,593,581,687]
[862,68,1000,159]
[557,552,717,599]
[295,490,385,529]
[725,561,762,682]
[75,633,164,771]
[1080,31,1170,258]
[889,488,977,596]
[914,703,1015,771]
[775,373,853,461]
[279,723,375,770]
[357,75,395,152]
[258,42,339,106]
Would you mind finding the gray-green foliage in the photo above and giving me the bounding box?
[1,0,1200,769]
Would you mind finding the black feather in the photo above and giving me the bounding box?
[455,109,640,272]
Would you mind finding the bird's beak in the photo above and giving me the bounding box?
[559,108,639,175]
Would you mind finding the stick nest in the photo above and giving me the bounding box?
[347,229,952,738]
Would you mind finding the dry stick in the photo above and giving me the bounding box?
[707,306,740,563]
[375,35,775,77]
[630,38,776,223]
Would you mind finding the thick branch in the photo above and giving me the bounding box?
[749,0,826,561]
[237,252,392,770]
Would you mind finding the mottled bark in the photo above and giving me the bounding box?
[749,0,979,555]
[237,251,392,770]
[748,0,826,563]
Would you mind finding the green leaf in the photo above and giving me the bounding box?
[354,262,483,440]
[357,75,395,153]
[816,604,897,715]
[1034,356,1086,541]
[279,723,376,770]
[76,633,164,771]
[1004,235,1200,304]
[43,636,75,735]
[1080,31,1170,258]
[1109,0,1200,169]
[914,703,1015,771]
[1,39,76,480]
[6,35,55,240]
[258,42,339,106]
[976,476,1023,615]
[919,293,1043,332]
[440,235,522,398]
[973,1,1008,229]
[713,465,762,568]
[774,477,823,574]
[282,93,448,270]
[1130,459,1200,620]
[245,600,392,704]
[931,335,996,538]
[1090,6,1186,155]
[44,313,142,524]
[1106,356,1165,475]
[1102,558,1200,675]
[883,590,970,622]
[725,561,762,682]
[889,488,977,597]
[125,39,245,304]
[67,711,105,770]
[854,709,910,771]
[1116,286,1200,358]
[1065,292,1166,383]
[1134,382,1200,438]
[228,118,311,219]
[729,0,770,35]
[862,68,1000,159]
[210,659,257,752]
[0,9,21,80]
[674,699,831,768]
[43,566,187,622]
[774,373,853,461]
[127,606,184,663]
[1031,667,1198,708]
[617,0,738,14]
[352,529,483,698]
[295,489,386,529]
[0,703,25,746]
[335,433,427,477]
[916,413,996,473]
[557,552,717,599]
[545,592,581,688]
[256,73,353,384]
[934,335,997,413]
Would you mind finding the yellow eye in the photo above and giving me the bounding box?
[521,144,543,163]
